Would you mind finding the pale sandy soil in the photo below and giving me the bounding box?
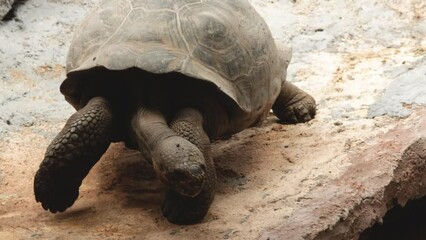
[0,0,425,239]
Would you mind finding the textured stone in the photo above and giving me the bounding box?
[0,0,16,20]
[369,59,426,118]
[260,109,426,240]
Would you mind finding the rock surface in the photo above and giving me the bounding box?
[0,0,23,20]
[368,63,426,117]
[261,109,426,240]
[0,0,425,239]
[0,0,14,19]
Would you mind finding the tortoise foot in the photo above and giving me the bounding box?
[162,188,212,225]
[274,95,316,123]
[34,164,81,213]
[273,81,316,124]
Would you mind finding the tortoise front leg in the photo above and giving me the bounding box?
[34,96,113,213]
[272,81,316,123]
[162,108,217,224]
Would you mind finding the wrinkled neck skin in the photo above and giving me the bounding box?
[78,69,231,148]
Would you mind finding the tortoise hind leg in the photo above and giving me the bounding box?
[162,108,217,224]
[272,81,316,124]
[34,96,113,213]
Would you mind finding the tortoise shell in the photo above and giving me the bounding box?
[61,0,283,130]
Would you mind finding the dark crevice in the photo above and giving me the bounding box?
[2,0,26,21]
[359,196,426,240]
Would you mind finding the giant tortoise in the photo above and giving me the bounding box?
[34,0,316,224]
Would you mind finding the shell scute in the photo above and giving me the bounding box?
[64,0,285,126]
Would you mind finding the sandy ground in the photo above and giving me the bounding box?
[0,0,425,239]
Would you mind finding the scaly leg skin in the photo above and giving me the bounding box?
[34,97,113,213]
[162,108,217,225]
[272,81,316,123]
